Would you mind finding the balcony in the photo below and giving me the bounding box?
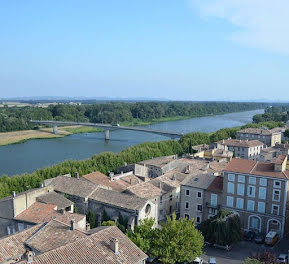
[206,202,220,209]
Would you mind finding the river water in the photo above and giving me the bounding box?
[0,109,263,176]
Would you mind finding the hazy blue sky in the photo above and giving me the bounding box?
[0,0,288,101]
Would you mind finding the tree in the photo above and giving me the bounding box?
[88,210,96,229]
[152,213,204,264]
[102,221,116,226]
[251,251,277,264]
[199,210,241,246]
[284,129,289,138]
[126,218,156,255]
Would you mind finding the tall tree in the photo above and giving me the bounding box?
[152,213,204,264]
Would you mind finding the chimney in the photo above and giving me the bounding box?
[74,172,79,179]
[26,250,34,264]
[60,209,66,215]
[70,220,76,231]
[110,237,119,254]
[40,183,44,188]
[12,191,16,197]
[109,172,114,181]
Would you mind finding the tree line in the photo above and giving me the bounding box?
[0,101,267,132]
[253,105,289,123]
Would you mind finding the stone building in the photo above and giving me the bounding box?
[236,128,282,147]
[212,138,263,160]
[88,188,156,229]
[222,156,289,237]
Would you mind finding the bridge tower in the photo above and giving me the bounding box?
[105,129,110,140]
[53,125,58,135]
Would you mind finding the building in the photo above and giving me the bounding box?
[0,220,147,264]
[236,128,282,147]
[259,143,289,162]
[222,156,289,237]
[88,188,156,229]
[212,138,264,160]
[180,173,218,224]
[193,148,233,162]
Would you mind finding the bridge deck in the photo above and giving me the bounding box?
[30,120,183,137]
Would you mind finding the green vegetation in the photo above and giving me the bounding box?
[0,101,266,132]
[127,218,156,254]
[101,221,116,226]
[199,209,241,246]
[284,129,289,138]
[88,210,96,229]
[243,259,262,264]
[127,215,203,264]
[0,140,183,198]
[152,213,204,264]
[253,105,289,123]
[62,126,103,134]
[248,252,278,264]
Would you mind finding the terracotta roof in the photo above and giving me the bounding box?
[207,176,223,192]
[19,226,147,264]
[225,158,289,179]
[82,171,126,191]
[275,154,287,165]
[25,220,87,253]
[127,182,164,199]
[0,224,42,262]
[49,176,99,198]
[15,202,85,225]
[89,188,148,211]
[36,191,73,210]
[217,139,264,148]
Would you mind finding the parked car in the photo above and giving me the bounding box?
[277,254,288,263]
[264,231,279,246]
[254,232,265,244]
[209,258,217,264]
[244,230,256,241]
[192,257,203,264]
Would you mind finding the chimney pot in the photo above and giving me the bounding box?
[70,220,76,231]
[74,172,79,179]
[110,237,119,254]
[40,183,44,188]
[26,250,34,263]
[12,191,16,197]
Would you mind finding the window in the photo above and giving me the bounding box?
[273,189,281,202]
[247,200,255,211]
[247,186,256,197]
[272,205,279,215]
[197,191,202,198]
[228,182,234,194]
[237,184,245,196]
[228,174,235,182]
[211,194,217,206]
[160,196,163,203]
[259,178,267,187]
[196,216,201,224]
[274,181,281,188]
[185,189,190,196]
[169,195,173,201]
[249,177,256,185]
[238,175,245,183]
[197,204,203,212]
[184,214,190,219]
[258,187,267,199]
[226,196,234,207]
[209,208,217,215]
[257,202,265,213]
[185,202,189,209]
[236,198,244,209]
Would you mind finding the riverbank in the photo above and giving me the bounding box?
[0,126,103,146]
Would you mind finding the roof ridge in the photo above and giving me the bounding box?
[250,161,259,174]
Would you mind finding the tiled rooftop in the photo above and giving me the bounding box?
[25,220,87,253]
[36,191,73,210]
[225,158,289,179]
[19,226,147,264]
[49,175,99,198]
[138,155,177,168]
[207,176,223,192]
[89,188,148,211]
[217,139,264,148]
[237,128,278,136]
[182,173,216,189]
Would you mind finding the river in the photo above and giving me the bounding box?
[0,109,263,176]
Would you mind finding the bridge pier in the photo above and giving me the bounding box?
[53,125,58,135]
[105,129,110,140]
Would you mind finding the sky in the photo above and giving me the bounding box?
[0,0,288,101]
